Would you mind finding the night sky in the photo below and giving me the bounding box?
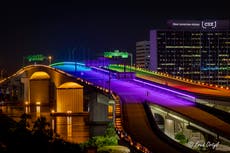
[1,0,229,75]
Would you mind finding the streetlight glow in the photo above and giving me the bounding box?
[48,56,52,65]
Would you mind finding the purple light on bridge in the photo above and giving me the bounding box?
[91,66,110,73]
[87,67,196,103]
[109,79,195,106]
[86,57,109,67]
[133,79,196,102]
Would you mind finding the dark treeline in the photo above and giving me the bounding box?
[0,113,82,153]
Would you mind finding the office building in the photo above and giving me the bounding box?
[150,20,230,86]
[136,40,150,69]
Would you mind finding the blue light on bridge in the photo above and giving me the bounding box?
[51,62,91,72]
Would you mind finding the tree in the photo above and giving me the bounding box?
[18,113,31,129]
[105,122,118,137]
[175,132,188,144]
[32,116,53,142]
[83,122,119,149]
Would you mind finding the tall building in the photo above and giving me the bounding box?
[150,20,230,86]
[136,40,150,69]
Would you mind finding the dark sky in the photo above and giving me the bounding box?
[1,0,230,74]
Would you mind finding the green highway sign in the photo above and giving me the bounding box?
[26,54,46,62]
[104,50,128,58]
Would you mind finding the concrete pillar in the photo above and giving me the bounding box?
[56,82,83,113]
[30,79,50,105]
[89,92,109,123]
[165,118,175,138]
[56,88,83,113]
[21,77,30,103]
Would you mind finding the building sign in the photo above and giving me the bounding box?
[26,54,46,62]
[167,20,229,30]
[172,22,200,27]
[104,50,128,58]
[201,21,216,29]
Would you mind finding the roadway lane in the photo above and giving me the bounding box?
[137,73,230,99]
[122,99,181,153]
[109,65,230,99]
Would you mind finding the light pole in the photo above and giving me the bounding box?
[128,53,133,72]
[48,56,52,65]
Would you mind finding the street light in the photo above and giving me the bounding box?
[48,56,52,65]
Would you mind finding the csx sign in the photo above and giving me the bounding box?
[202,21,217,29]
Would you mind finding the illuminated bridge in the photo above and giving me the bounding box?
[1,62,230,153]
